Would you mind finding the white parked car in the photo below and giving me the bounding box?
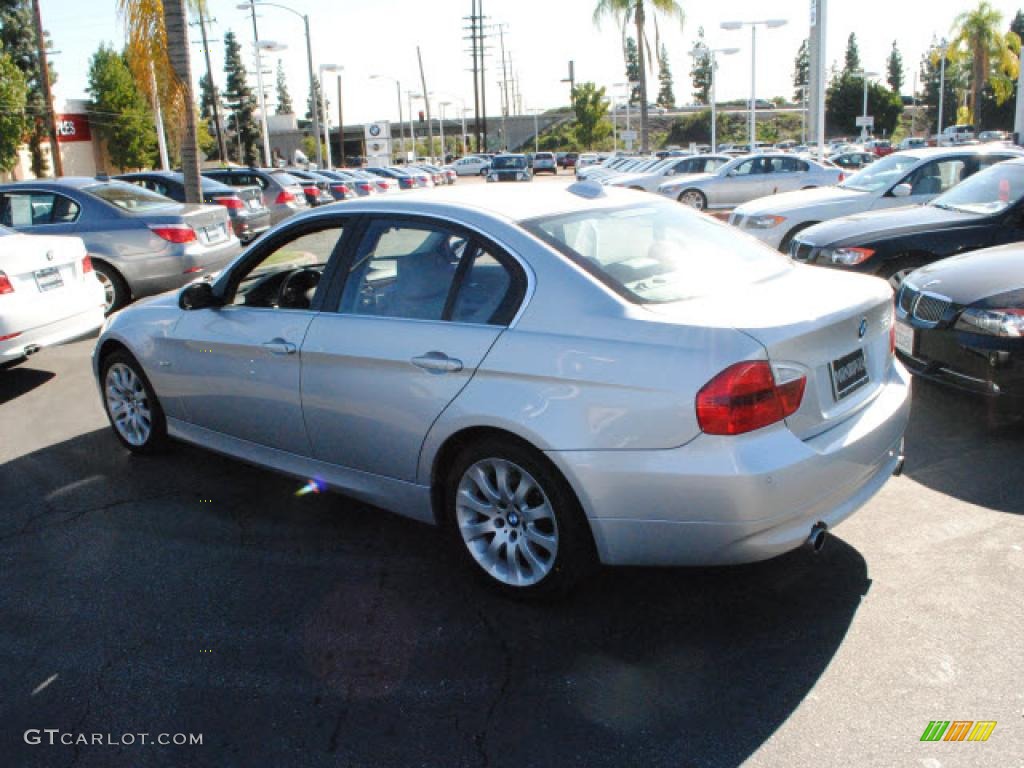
[92,183,909,596]
[729,146,1024,251]
[607,155,732,193]
[1,226,105,363]
[452,156,491,177]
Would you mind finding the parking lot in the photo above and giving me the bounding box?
[2,329,1022,766]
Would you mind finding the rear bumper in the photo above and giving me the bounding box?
[1,302,105,360]
[549,361,911,566]
[231,210,272,242]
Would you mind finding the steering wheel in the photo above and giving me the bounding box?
[277,268,321,310]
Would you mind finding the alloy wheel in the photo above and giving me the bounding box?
[680,190,705,210]
[455,458,559,587]
[105,362,152,446]
[95,270,116,313]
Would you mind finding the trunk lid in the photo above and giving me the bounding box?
[235,185,265,210]
[0,233,89,296]
[144,204,233,247]
[645,265,894,440]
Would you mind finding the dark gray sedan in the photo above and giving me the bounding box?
[0,178,240,312]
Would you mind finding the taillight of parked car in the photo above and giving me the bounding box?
[303,185,318,195]
[331,184,350,196]
[358,182,372,193]
[148,224,197,244]
[0,271,13,294]
[275,190,296,204]
[696,361,806,436]
[838,172,846,183]
[213,196,244,210]
[82,255,94,274]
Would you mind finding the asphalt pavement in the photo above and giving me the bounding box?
[1,266,1022,767]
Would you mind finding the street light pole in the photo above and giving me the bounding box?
[241,1,272,166]
[690,47,738,152]
[319,65,341,168]
[721,19,788,150]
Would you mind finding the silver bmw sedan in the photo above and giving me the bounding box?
[92,182,910,597]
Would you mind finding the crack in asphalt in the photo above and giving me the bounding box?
[0,490,183,543]
[472,606,513,768]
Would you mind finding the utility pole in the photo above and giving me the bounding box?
[31,0,62,176]
[417,46,433,160]
[336,77,344,165]
[195,8,228,163]
[466,0,481,151]
[479,0,487,150]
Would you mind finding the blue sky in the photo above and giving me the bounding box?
[39,0,1024,123]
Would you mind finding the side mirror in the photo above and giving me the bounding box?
[891,183,913,198]
[179,281,219,310]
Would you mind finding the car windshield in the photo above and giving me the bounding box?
[523,201,790,304]
[85,182,176,211]
[930,161,1024,215]
[839,153,922,193]
[492,156,526,170]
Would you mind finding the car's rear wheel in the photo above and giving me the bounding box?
[101,350,168,454]
[445,438,594,598]
[679,189,707,210]
[93,261,128,314]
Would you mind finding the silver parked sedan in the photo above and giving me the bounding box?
[658,153,843,211]
[93,183,910,597]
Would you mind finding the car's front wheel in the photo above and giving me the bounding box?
[445,439,594,597]
[100,350,168,454]
[678,189,708,210]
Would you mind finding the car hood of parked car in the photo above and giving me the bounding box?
[904,244,1024,306]
[797,203,983,247]
[735,185,871,216]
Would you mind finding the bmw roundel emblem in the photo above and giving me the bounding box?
[369,124,381,137]
[858,318,868,339]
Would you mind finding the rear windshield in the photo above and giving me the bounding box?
[523,201,790,304]
[85,182,176,212]
[493,156,527,170]
[271,172,302,187]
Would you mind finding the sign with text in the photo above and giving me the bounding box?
[56,114,91,143]
[856,116,875,128]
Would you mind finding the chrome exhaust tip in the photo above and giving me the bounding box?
[23,344,41,356]
[805,522,828,554]
[892,454,905,476]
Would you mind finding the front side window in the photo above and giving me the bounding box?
[904,159,970,196]
[229,223,344,310]
[524,201,790,305]
[0,191,80,227]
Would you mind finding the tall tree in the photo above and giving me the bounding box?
[793,39,809,102]
[275,59,293,115]
[950,1,1021,126]
[87,44,156,170]
[690,27,712,105]
[624,37,641,103]
[918,40,959,134]
[887,41,904,93]
[305,77,328,123]
[656,43,674,108]
[572,81,611,148]
[0,52,29,173]
[0,0,57,176]
[198,72,224,161]
[222,29,259,166]
[594,0,685,153]
[827,74,902,136]
[843,33,861,76]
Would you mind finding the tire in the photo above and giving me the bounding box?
[878,254,931,292]
[100,349,168,454]
[444,437,595,598]
[92,261,129,315]
[678,189,708,210]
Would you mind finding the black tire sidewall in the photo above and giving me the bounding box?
[443,438,594,598]
[100,350,168,454]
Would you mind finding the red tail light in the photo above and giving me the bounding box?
[275,190,296,204]
[213,196,244,210]
[358,182,372,192]
[376,181,388,191]
[838,172,846,182]
[302,185,318,195]
[148,224,197,244]
[0,331,20,341]
[82,255,93,274]
[0,271,13,295]
[331,184,350,195]
[696,361,806,436]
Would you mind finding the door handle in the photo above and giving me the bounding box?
[412,352,464,373]
[262,339,297,355]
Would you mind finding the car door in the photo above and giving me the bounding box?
[163,217,349,455]
[300,216,527,482]
[0,189,81,237]
[716,158,769,206]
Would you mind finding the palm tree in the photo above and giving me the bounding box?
[117,0,202,202]
[950,1,1020,127]
[594,0,684,152]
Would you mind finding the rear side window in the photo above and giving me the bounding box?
[0,191,80,227]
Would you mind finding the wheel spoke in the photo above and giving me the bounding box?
[456,488,496,517]
[468,465,501,504]
[460,519,497,542]
[522,500,554,524]
[518,537,547,574]
[525,525,557,552]
[493,461,512,501]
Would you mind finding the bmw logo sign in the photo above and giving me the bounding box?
[858,318,868,339]
[369,124,381,137]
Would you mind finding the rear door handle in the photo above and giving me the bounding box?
[412,352,464,373]
[262,339,297,355]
